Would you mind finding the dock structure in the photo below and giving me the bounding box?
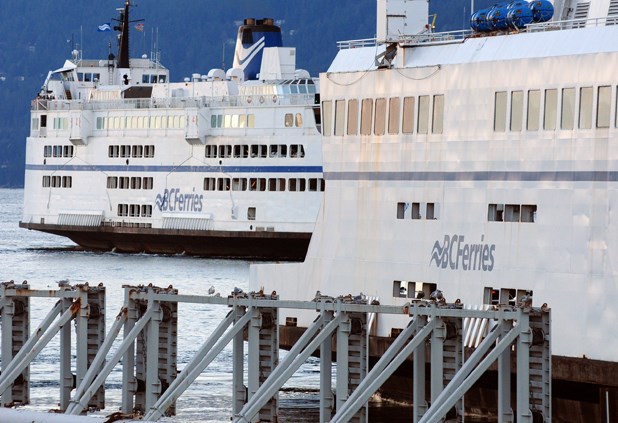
[0,281,551,422]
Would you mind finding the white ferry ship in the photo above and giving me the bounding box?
[20,1,324,260]
[252,0,618,419]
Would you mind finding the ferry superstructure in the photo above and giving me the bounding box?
[20,1,324,260]
[252,0,618,418]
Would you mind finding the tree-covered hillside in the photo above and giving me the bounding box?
[0,0,492,187]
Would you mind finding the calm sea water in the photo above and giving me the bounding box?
[0,188,416,422]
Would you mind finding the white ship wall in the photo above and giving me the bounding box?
[252,26,618,362]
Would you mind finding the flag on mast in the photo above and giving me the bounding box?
[97,23,112,32]
[135,23,145,32]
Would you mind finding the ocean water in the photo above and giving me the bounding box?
[0,188,417,422]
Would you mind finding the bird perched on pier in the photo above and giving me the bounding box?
[518,291,533,308]
[416,291,426,299]
[233,287,244,295]
[57,279,70,287]
[430,289,444,302]
[208,285,215,295]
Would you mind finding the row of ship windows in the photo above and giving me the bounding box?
[117,204,153,218]
[488,204,537,223]
[210,114,257,129]
[97,116,186,130]
[42,175,72,188]
[141,74,167,84]
[203,177,325,192]
[322,95,445,137]
[396,202,439,220]
[392,282,531,308]
[107,177,154,190]
[108,145,156,158]
[396,202,538,223]
[494,85,614,132]
[205,144,305,159]
[43,145,75,158]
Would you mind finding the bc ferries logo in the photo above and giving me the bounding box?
[155,188,203,212]
[430,235,496,272]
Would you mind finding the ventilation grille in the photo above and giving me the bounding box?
[58,211,103,227]
[162,214,213,231]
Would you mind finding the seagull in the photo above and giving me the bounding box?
[57,279,70,287]
[208,285,215,295]
[430,289,443,302]
[233,287,244,295]
[518,291,532,308]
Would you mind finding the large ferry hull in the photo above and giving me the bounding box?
[19,222,310,260]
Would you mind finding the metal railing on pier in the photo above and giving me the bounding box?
[0,280,551,423]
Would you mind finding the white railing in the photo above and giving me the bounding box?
[526,15,618,32]
[31,94,317,112]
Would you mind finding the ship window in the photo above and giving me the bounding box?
[335,100,346,136]
[308,178,319,192]
[247,114,255,128]
[216,115,223,128]
[510,91,524,131]
[142,74,149,84]
[211,115,217,128]
[42,176,50,187]
[288,178,306,192]
[290,144,305,158]
[374,98,387,136]
[247,207,256,221]
[249,178,266,191]
[347,99,359,135]
[597,86,611,128]
[41,115,47,128]
[120,145,131,158]
[285,113,294,128]
[426,203,436,219]
[43,146,51,157]
[493,91,507,132]
[144,145,155,158]
[107,177,118,189]
[129,204,140,217]
[219,145,232,158]
[411,202,421,219]
[141,205,152,217]
[31,117,40,131]
[118,177,129,189]
[51,176,61,188]
[432,95,444,134]
[223,115,232,128]
[132,145,143,158]
[232,178,247,191]
[544,89,557,130]
[108,145,119,158]
[205,145,217,158]
[393,281,408,298]
[504,204,521,222]
[295,113,303,127]
[239,114,247,128]
[217,178,231,191]
[268,178,285,191]
[96,117,104,130]
[388,97,400,135]
[118,204,129,217]
[360,98,373,135]
[204,177,216,191]
[527,90,540,131]
[402,96,415,134]
[561,87,575,130]
[234,145,249,158]
[62,176,72,188]
[578,87,593,129]
[66,146,74,157]
[487,203,504,222]
[397,202,408,219]
[130,177,141,190]
[322,100,333,136]
[521,204,537,222]
[143,177,153,190]
[418,95,430,134]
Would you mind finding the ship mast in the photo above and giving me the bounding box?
[114,0,131,68]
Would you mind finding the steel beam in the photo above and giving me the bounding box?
[320,311,334,423]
